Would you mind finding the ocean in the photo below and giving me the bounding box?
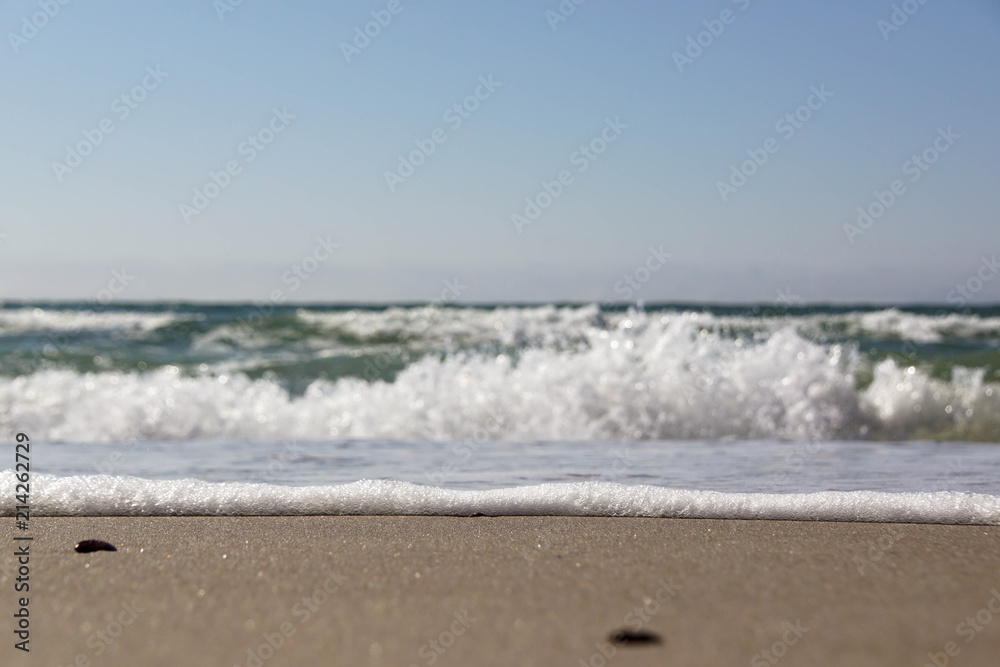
[3,301,999,522]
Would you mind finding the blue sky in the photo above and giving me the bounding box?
[1,0,998,303]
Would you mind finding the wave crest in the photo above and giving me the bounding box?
[3,321,998,442]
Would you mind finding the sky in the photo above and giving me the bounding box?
[1,0,998,304]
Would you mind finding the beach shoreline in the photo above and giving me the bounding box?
[2,516,999,666]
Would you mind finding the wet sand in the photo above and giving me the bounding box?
[2,517,999,666]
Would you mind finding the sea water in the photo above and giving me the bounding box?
[2,302,999,522]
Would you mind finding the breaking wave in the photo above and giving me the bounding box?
[2,305,998,442]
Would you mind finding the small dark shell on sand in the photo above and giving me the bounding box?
[75,540,117,553]
[608,629,664,646]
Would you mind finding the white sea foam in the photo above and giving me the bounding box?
[295,304,599,349]
[296,305,1000,346]
[2,474,997,523]
[3,318,998,442]
[5,306,1000,442]
[0,308,185,334]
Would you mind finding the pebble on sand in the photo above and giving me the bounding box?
[608,628,663,646]
[75,540,118,553]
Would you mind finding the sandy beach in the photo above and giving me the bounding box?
[2,517,998,666]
